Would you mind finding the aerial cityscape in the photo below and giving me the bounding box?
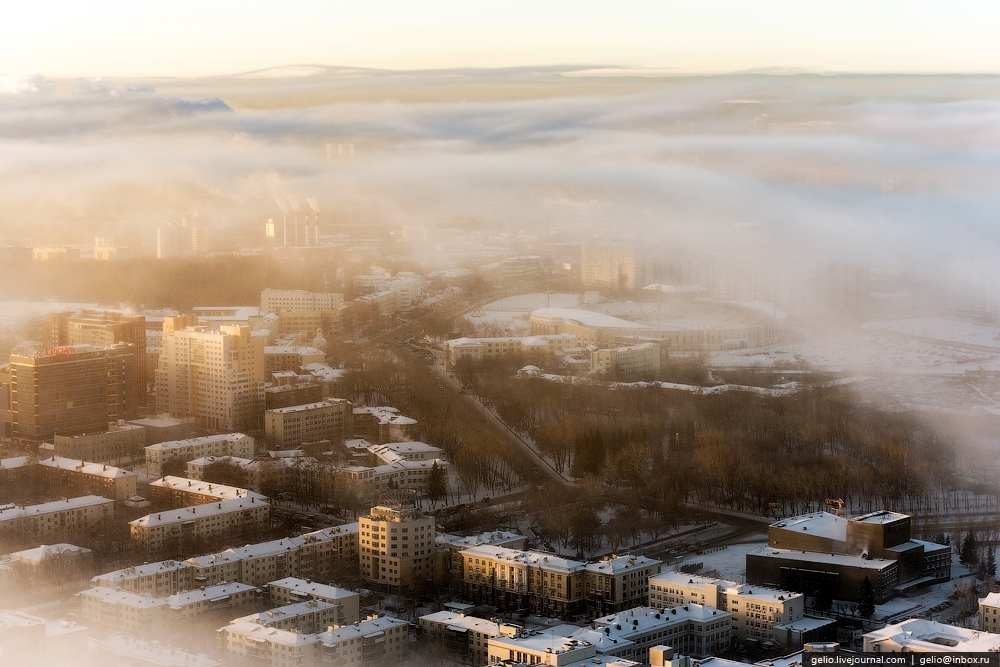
[2,3,1000,667]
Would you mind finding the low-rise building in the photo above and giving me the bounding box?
[265,398,353,448]
[129,497,269,556]
[92,524,359,597]
[317,616,410,667]
[351,406,417,444]
[419,610,519,665]
[218,615,408,667]
[147,475,265,506]
[649,571,804,643]
[5,543,94,582]
[36,456,137,500]
[266,576,360,625]
[584,555,663,615]
[164,581,260,621]
[145,433,255,477]
[79,586,169,634]
[264,345,326,375]
[980,592,1000,634]
[863,618,1000,652]
[92,560,193,597]
[0,496,114,548]
[462,545,587,620]
[0,610,88,667]
[40,421,146,464]
[436,531,528,578]
[488,629,597,666]
[233,599,341,634]
[582,605,732,662]
[747,510,950,604]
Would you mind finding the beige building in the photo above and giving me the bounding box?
[265,576,360,625]
[129,497,269,556]
[232,599,341,634]
[648,571,804,643]
[5,543,94,582]
[147,475,265,507]
[93,524,359,597]
[264,345,326,375]
[462,545,587,619]
[359,504,437,591]
[352,406,418,444]
[0,496,114,548]
[265,398,353,448]
[981,592,1000,634]
[40,421,146,464]
[585,605,732,661]
[145,432,255,477]
[36,456,137,501]
[164,581,260,621]
[444,334,580,367]
[420,610,519,665]
[583,554,663,615]
[156,320,265,431]
[92,559,193,598]
[79,586,169,634]
[589,342,660,379]
[436,531,528,579]
[218,615,408,667]
[261,289,344,314]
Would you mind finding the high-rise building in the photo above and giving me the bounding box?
[156,319,265,431]
[45,310,149,407]
[9,344,140,443]
[359,502,437,591]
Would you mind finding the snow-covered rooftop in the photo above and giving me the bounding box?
[770,512,848,542]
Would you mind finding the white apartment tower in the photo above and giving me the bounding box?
[156,317,265,431]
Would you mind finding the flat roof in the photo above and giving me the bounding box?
[146,432,249,451]
[853,510,909,524]
[267,577,358,601]
[130,498,266,527]
[751,548,897,570]
[461,545,585,573]
[770,512,848,542]
[38,456,135,479]
[584,554,661,575]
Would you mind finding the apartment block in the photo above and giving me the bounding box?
[39,422,146,464]
[265,577,360,625]
[352,406,418,444]
[129,497,269,556]
[232,599,341,634]
[218,615,408,667]
[584,554,663,615]
[0,496,114,549]
[420,611,519,665]
[462,546,587,620]
[649,571,804,643]
[359,504,437,591]
[145,432,255,477]
[147,475,265,507]
[156,320,265,431]
[981,593,1000,634]
[93,524,359,597]
[36,456,137,501]
[265,398,353,448]
[79,586,169,634]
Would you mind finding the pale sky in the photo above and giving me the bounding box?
[0,0,998,78]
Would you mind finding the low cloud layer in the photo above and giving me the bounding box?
[1,68,998,297]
